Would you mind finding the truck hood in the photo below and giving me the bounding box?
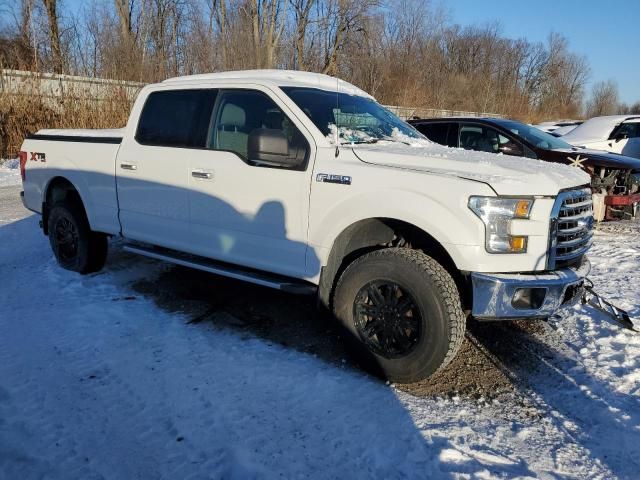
[351,142,590,196]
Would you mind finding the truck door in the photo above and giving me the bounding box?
[116,89,217,251]
[187,88,316,279]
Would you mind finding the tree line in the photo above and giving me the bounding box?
[0,0,638,121]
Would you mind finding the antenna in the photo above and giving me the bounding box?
[334,75,340,157]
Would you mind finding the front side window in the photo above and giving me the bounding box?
[459,124,524,156]
[136,89,217,148]
[281,87,427,144]
[459,124,499,153]
[493,119,573,150]
[210,90,309,169]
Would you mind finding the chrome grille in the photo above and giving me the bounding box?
[548,189,594,269]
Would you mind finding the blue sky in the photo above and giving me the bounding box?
[448,0,640,104]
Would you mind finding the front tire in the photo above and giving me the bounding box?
[48,201,108,274]
[333,248,465,383]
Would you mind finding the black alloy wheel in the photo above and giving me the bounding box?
[353,280,422,359]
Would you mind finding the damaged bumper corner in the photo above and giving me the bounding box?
[471,258,591,320]
[604,193,640,207]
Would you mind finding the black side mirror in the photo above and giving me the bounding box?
[615,132,629,142]
[248,128,303,168]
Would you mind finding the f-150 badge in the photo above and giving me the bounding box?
[316,173,351,185]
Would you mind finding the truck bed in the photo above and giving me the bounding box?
[21,128,124,235]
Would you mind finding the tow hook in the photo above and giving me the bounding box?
[582,279,637,332]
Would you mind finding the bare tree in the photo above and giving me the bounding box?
[291,0,314,70]
[242,0,286,69]
[210,0,229,68]
[587,80,620,117]
[115,0,136,47]
[318,0,377,75]
[41,0,63,73]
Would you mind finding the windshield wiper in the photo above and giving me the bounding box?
[345,138,381,144]
[341,136,412,146]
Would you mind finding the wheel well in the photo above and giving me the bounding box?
[42,177,84,235]
[318,218,468,310]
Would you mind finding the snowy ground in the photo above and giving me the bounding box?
[0,183,639,479]
[0,158,20,187]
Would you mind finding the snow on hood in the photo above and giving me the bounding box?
[351,141,590,196]
[37,128,126,138]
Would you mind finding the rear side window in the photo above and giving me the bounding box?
[415,123,450,146]
[136,90,217,148]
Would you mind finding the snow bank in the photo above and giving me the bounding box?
[1,158,19,169]
[0,158,20,187]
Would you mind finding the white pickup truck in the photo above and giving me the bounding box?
[19,70,594,383]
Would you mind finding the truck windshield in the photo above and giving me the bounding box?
[280,86,426,144]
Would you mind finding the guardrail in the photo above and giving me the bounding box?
[0,69,144,101]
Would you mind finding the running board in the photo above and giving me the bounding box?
[123,244,317,295]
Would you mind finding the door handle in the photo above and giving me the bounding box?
[191,170,213,180]
[120,163,137,171]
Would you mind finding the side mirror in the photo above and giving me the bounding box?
[248,128,303,168]
[498,143,523,157]
[614,132,629,142]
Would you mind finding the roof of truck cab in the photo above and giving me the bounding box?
[161,69,374,99]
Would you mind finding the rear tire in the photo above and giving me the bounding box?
[333,248,465,383]
[48,201,108,274]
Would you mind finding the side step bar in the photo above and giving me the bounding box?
[123,244,317,295]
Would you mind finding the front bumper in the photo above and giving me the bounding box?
[471,257,591,320]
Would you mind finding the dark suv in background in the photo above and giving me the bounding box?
[409,117,640,220]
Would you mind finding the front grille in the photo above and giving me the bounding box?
[548,188,594,269]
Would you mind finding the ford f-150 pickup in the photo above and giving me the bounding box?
[19,70,594,383]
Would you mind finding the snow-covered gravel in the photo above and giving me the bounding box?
[0,184,638,479]
[0,159,21,187]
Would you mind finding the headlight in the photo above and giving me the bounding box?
[468,197,533,253]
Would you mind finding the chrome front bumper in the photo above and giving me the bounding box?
[471,258,591,320]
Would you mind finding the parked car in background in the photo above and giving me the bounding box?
[549,123,582,137]
[562,115,640,159]
[409,117,640,220]
[534,120,582,135]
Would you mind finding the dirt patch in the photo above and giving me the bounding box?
[132,265,549,399]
